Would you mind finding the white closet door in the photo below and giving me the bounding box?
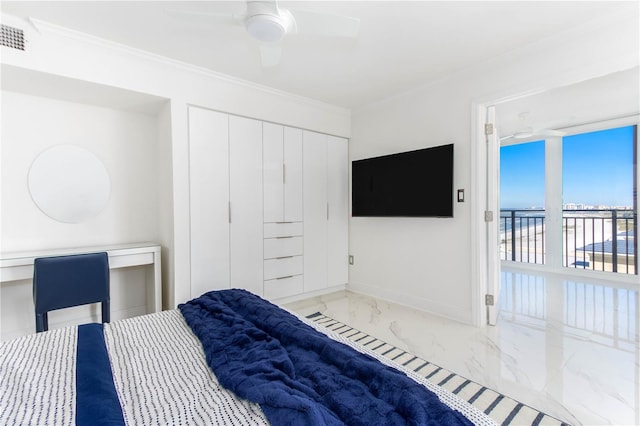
[263,122,284,223]
[188,107,229,298]
[327,136,349,287]
[229,115,264,296]
[283,127,303,222]
[303,130,328,293]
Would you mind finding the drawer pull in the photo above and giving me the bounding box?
[275,256,294,260]
[276,275,294,280]
[275,236,294,239]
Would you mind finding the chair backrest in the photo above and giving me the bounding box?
[33,252,110,315]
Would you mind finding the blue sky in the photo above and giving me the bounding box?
[500,125,635,209]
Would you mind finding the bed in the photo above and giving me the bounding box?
[1,289,495,425]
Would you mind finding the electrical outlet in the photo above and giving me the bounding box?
[348,255,354,265]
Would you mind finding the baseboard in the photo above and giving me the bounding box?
[346,282,473,325]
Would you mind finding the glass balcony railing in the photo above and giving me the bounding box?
[500,209,637,275]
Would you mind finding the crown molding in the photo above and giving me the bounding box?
[26,17,350,116]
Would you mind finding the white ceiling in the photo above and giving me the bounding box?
[2,1,634,109]
[496,67,640,140]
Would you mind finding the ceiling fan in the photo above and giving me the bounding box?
[498,112,567,142]
[499,127,566,142]
[168,1,360,67]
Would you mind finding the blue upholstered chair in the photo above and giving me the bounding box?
[33,252,110,333]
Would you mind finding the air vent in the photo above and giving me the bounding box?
[1,24,26,51]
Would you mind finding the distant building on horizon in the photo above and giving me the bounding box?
[562,203,633,211]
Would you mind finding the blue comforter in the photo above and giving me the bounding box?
[179,289,472,426]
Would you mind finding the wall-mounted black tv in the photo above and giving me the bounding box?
[352,144,454,217]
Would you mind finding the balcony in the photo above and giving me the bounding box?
[500,209,637,275]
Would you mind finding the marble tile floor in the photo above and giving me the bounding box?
[284,268,639,425]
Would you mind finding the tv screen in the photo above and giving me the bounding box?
[352,144,454,217]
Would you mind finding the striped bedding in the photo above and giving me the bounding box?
[1,302,495,425]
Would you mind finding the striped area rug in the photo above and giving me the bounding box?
[306,312,569,426]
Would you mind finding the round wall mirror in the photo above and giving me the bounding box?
[28,145,111,223]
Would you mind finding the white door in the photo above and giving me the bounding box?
[327,136,349,287]
[229,115,264,295]
[283,127,303,222]
[263,124,302,223]
[486,106,501,325]
[303,130,328,293]
[263,122,284,222]
[188,107,230,298]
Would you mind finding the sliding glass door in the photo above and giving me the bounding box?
[500,125,638,276]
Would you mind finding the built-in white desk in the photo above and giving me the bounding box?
[0,242,162,313]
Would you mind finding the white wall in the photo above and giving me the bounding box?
[0,15,351,311]
[156,101,175,309]
[0,90,161,338]
[1,90,159,251]
[348,6,639,324]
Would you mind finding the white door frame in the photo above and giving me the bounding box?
[470,65,638,327]
[485,105,501,325]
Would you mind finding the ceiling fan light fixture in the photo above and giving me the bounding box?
[246,14,287,43]
[513,128,534,139]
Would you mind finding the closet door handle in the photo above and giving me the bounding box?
[228,202,232,223]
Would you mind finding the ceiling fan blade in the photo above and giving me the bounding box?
[539,129,566,137]
[288,9,360,38]
[247,0,280,16]
[501,127,566,142]
[259,44,282,68]
[165,7,244,27]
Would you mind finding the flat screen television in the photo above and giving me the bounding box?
[352,144,454,217]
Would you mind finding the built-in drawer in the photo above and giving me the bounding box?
[264,255,303,280]
[264,222,303,238]
[264,274,303,299]
[264,236,303,259]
